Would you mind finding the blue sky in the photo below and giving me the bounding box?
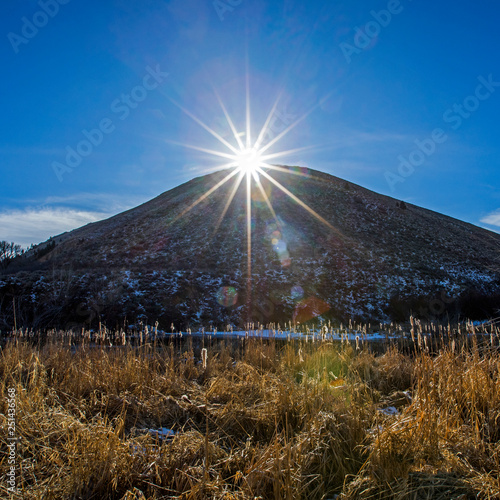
[1,0,500,247]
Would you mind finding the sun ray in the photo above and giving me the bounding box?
[257,166,336,232]
[257,110,313,154]
[212,169,246,236]
[259,144,318,162]
[258,92,332,154]
[245,58,251,149]
[253,93,283,151]
[253,170,281,228]
[166,140,236,161]
[183,163,235,177]
[246,170,252,318]
[260,164,311,177]
[263,162,346,187]
[175,168,241,220]
[169,98,240,155]
[214,90,245,150]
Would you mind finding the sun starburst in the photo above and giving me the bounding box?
[234,147,261,174]
[169,78,334,319]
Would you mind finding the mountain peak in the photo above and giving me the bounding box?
[3,167,500,328]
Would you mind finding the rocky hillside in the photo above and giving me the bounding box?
[2,166,500,329]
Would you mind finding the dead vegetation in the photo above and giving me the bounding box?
[1,328,499,499]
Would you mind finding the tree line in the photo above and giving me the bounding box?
[0,241,23,270]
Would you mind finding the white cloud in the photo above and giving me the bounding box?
[480,210,500,228]
[0,192,151,249]
[0,208,112,248]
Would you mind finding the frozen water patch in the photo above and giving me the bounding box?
[148,427,175,440]
[378,406,399,416]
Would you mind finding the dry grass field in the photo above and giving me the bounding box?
[1,323,499,499]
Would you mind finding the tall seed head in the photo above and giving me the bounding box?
[201,348,207,369]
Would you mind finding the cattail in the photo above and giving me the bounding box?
[298,348,304,363]
[355,335,360,350]
[201,348,207,369]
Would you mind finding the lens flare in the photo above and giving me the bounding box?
[169,79,338,320]
[291,285,304,301]
[216,287,238,307]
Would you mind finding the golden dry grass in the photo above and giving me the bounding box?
[1,332,499,499]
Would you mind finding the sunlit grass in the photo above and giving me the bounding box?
[1,325,499,499]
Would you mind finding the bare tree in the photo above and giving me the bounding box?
[0,241,22,269]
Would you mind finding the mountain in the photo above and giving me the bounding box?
[2,166,500,329]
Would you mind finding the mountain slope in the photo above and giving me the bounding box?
[3,166,500,328]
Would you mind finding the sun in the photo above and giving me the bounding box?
[168,79,335,319]
[235,147,261,174]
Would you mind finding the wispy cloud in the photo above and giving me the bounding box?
[0,191,151,248]
[480,210,500,228]
[0,208,112,248]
